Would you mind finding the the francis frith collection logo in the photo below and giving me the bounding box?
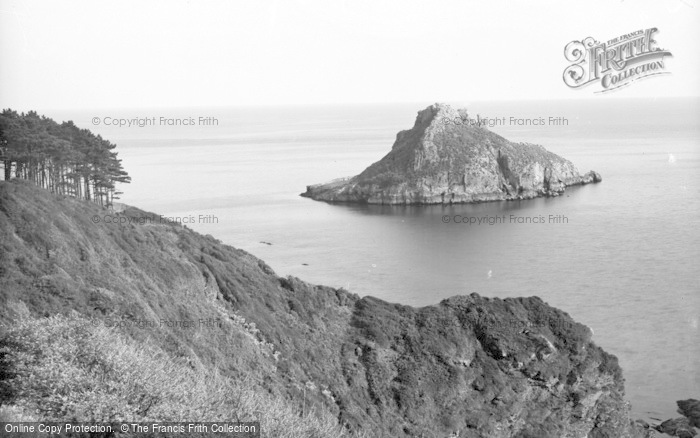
[563,27,672,93]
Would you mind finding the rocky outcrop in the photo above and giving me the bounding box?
[1,180,647,437]
[302,103,601,204]
[656,418,697,437]
[652,399,700,437]
[677,399,700,429]
[340,294,648,437]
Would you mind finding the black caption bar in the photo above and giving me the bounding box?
[2,422,260,437]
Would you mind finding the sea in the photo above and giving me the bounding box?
[51,97,700,424]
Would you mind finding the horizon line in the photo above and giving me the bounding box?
[4,95,700,114]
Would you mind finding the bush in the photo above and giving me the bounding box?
[0,313,358,437]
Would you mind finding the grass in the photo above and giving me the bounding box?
[0,313,360,438]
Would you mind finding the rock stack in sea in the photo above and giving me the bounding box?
[302,103,601,205]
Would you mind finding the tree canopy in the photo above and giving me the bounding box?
[0,109,130,206]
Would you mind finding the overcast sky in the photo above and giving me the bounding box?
[1,0,698,110]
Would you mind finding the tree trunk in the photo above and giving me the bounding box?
[3,160,11,180]
[84,177,90,201]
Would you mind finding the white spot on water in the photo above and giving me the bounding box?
[487,270,492,279]
[668,154,676,164]
[371,264,377,268]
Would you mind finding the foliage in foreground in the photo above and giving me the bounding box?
[0,312,358,438]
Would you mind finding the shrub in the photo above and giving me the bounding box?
[0,313,358,437]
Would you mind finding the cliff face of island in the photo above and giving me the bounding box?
[0,180,649,437]
[302,103,601,204]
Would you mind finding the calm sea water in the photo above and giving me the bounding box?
[54,98,699,423]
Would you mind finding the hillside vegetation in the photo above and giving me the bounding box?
[0,180,649,437]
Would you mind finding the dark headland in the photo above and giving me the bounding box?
[302,103,601,205]
[1,179,658,437]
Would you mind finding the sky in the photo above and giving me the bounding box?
[1,0,699,110]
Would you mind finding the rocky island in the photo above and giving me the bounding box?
[302,103,601,204]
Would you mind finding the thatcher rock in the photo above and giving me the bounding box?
[302,103,601,205]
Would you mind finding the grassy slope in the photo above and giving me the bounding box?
[0,180,647,437]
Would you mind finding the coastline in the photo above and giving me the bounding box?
[0,179,655,437]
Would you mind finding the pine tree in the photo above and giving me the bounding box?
[0,109,131,203]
